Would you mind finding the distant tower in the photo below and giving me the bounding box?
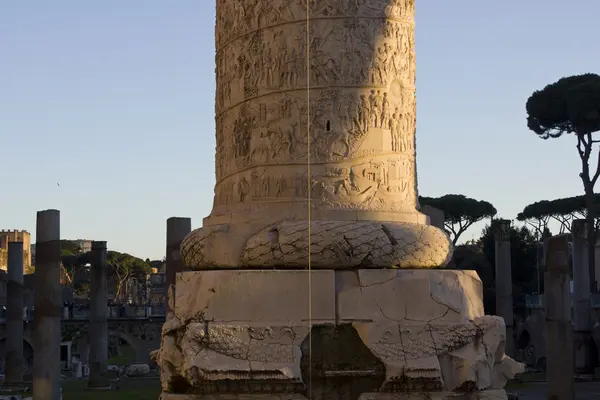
[182,0,451,269]
[0,230,32,273]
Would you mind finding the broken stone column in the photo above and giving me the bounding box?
[88,241,109,389]
[165,217,191,315]
[5,241,25,387]
[572,219,593,372]
[545,234,574,400]
[154,0,524,398]
[492,219,514,358]
[33,209,62,400]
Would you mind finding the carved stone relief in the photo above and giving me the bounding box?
[212,0,419,216]
[216,88,414,174]
[215,0,415,50]
[212,153,417,213]
[215,18,415,114]
[180,0,448,269]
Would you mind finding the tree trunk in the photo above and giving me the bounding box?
[585,189,597,292]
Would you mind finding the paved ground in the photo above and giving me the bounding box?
[513,382,600,399]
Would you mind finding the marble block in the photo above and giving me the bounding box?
[153,270,524,397]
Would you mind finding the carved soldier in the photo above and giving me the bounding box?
[237,177,250,203]
[286,48,299,87]
[369,90,381,128]
[276,175,287,197]
[251,170,261,198]
[358,94,370,132]
[389,111,400,152]
[347,94,361,133]
[399,113,413,152]
[381,91,390,129]
[374,45,388,85]
[294,174,307,197]
[262,175,271,197]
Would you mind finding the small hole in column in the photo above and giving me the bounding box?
[326,120,331,131]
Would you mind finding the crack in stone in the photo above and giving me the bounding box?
[380,224,398,245]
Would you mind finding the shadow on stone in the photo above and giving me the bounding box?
[300,324,385,400]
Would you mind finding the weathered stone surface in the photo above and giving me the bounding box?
[155,270,524,396]
[153,319,310,394]
[337,270,484,323]
[242,221,452,269]
[173,270,336,323]
[354,316,524,392]
[179,0,452,270]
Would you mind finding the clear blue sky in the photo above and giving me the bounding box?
[1,1,598,260]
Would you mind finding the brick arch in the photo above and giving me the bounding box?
[0,334,35,352]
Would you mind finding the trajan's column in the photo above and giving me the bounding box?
[183,0,452,269]
[154,1,524,399]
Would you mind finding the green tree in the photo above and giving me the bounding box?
[60,240,88,288]
[526,73,600,290]
[517,196,585,236]
[107,251,152,302]
[419,194,497,245]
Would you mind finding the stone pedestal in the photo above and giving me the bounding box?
[153,270,523,399]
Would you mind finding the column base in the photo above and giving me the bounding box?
[182,219,452,269]
[358,391,509,400]
[158,391,508,400]
[160,395,307,400]
[154,269,524,398]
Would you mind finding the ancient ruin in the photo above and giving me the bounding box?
[153,0,524,398]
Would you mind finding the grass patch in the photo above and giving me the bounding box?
[515,372,546,382]
[108,344,137,366]
[0,378,162,400]
[63,378,161,400]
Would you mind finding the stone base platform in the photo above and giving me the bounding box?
[160,392,508,400]
[160,395,307,400]
[358,391,509,400]
[153,269,524,399]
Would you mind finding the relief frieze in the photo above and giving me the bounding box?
[215,0,415,48]
[215,17,415,114]
[212,152,416,213]
[215,87,415,180]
